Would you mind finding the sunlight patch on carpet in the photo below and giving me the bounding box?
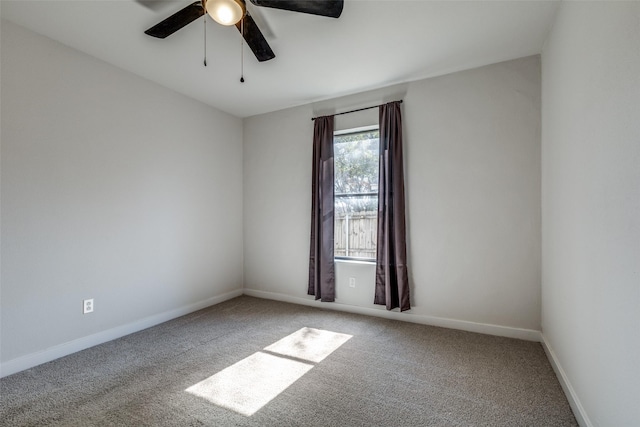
[185,352,312,416]
[185,327,352,416]
[264,327,353,363]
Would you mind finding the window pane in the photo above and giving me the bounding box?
[335,195,378,259]
[334,129,379,260]
[334,131,379,195]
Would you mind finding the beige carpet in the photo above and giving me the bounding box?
[0,296,577,426]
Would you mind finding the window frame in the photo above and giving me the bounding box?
[333,125,380,263]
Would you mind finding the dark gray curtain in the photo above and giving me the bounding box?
[308,115,335,301]
[374,101,410,311]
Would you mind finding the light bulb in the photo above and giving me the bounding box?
[217,5,233,24]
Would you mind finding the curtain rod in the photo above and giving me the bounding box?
[311,100,403,121]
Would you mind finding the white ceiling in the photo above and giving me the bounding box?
[1,0,559,118]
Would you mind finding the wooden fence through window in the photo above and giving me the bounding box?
[334,211,377,259]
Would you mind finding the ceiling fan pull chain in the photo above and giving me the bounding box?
[240,17,245,83]
[203,15,207,67]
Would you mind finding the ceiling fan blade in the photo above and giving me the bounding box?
[236,13,276,62]
[249,0,343,18]
[144,1,205,39]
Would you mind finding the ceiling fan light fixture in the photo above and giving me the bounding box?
[205,0,245,26]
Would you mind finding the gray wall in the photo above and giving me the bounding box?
[244,56,541,334]
[1,21,244,369]
[541,2,640,426]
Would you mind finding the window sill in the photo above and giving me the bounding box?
[335,258,376,265]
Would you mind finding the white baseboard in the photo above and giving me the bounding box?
[2,287,589,426]
[0,289,243,378]
[541,335,592,427]
[242,289,542,342]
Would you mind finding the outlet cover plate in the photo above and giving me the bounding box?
[83,299,94,314]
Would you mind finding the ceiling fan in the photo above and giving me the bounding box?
[144,0,344,62]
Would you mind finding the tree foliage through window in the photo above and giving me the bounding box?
[334,130,379,213]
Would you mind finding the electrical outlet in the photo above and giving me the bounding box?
[349,277,356,288]
[83,299,94,314]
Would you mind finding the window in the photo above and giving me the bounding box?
[334,127,379,261]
